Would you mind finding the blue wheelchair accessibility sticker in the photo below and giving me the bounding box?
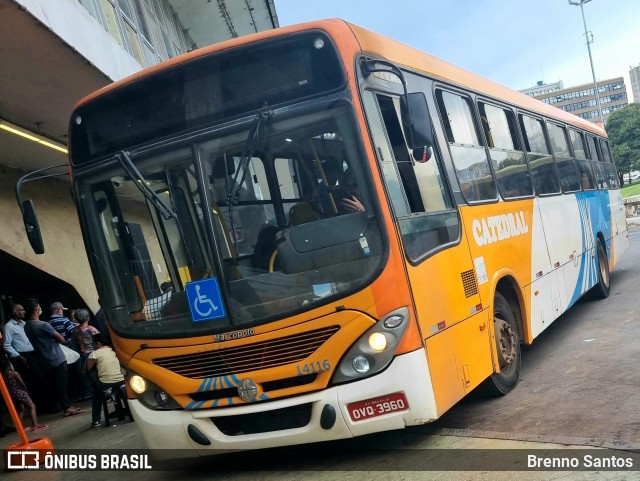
[185,278,226,323]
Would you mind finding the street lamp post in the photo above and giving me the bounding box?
[568,0,605,125]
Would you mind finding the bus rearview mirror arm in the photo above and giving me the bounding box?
[15,163,69,254]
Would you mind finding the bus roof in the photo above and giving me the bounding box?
[74,18,605,138]
[345,22,605,137]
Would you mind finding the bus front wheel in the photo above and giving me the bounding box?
[482,292,521,396]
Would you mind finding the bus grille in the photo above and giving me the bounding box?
[152,326,340,379]
[212,403,313,436]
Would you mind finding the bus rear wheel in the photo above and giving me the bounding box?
[588,241,610,300]
[481,292,521,396]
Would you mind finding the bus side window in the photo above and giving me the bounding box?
[362,91,459,261]
[478,102,533,199]
[598,138,619,188]
[578,135,601,190]
[579,134,611,189]
[518,114,560,195]
[548,123,584,192]
[436,90,497,203]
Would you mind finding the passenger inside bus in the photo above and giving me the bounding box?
[305,161,365,218]
[334,168,365,214]
[310,159,341,216]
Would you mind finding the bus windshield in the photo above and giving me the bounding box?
[75,102,384,339]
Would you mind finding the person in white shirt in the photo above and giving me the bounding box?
[3,303,45,406]
[3,304,35,369]
[86,333,125,427]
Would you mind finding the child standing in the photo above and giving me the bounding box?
[0,355,47,432]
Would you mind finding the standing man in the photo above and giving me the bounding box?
[49,301,84,401]
[2,304,44,400]
[22,298,84,417]
[3,304,34,372]
[48,302,76,344]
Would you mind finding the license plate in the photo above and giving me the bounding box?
[347,392,409,422]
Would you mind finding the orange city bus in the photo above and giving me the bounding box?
[55,19,627,456]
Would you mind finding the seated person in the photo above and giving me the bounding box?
[311,160,341,216]
[334,168,365,214]
[86,333,125,428]
[312,164,365,216]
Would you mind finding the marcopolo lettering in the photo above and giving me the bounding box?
[214,328,256,342]
[472,211,529,247]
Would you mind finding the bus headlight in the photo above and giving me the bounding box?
[368,332,387,352]
[127,372,181,410]
[130,375,147,394]
[332,307,410,384]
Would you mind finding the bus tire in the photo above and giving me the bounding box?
[588,241,610,300]
[480,292,521,396]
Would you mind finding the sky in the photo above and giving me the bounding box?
[274,0,640,101]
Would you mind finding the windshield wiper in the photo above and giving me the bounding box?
[227,110,272,203]
[116,151,177,220]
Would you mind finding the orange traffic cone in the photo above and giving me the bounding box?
[1,369,54,470]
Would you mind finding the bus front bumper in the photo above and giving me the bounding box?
[129,349,438,458]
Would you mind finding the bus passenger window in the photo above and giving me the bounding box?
[598,138,619,188]
[436,90,497,202]
[518,114,560,195]
[578,135,600,190]
[548,123,582,192]
[584,131,610,189]
[479,102,532,199]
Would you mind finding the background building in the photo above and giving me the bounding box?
[629,65,640,104]
[520,80,564,98]
[531,77,628,124]
[0,0,278,322]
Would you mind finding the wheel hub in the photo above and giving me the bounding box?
[495,317,516,367]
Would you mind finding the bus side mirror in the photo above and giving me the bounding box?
[401,92,434,152]
[21,200,45,254]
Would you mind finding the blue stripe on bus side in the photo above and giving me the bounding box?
[568,191,612,306]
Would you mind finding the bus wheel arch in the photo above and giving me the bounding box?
[481,279,523,396]
[588,233,610,300]
[495,278,524,343]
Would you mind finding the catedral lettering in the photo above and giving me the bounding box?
[18,18,627,460]
[472,211,529,247]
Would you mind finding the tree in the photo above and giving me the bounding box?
[606,103,640,185]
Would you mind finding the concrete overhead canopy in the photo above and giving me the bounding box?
[167,0,279,46]
[0,0,279,174]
